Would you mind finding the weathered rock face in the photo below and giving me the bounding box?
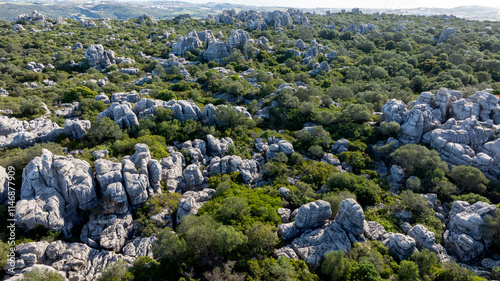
[310,61,330,75]
[381,232,417,260]
[334,199,365,237]
[80,213,134,251]
[436,28,456,44]
[407,224,439,253]
[291,222,351,266]
[364,221,387,240]
[357,23,376,34]
[85,44,116,71]
[171,31,204,56]
[15,149,98,236]
[227,29,251,50]
[261,137,295,160]
[203,41,230,62]
[0,115,89,148]
[207,134,234,157]
[111,91,140,103]
[177,188,215,222]
[94,160,129,214]
[0,166,9,204]
[208,155,261,185]
[63,119,91,140]
[444,201,497,263]
[7,240,144,281]
[278,200,331,241]
[98,102,139,129]
[381,99,407,124]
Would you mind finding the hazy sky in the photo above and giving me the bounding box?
[183,0,500,9]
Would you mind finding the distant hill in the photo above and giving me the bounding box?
[0,1,498,21]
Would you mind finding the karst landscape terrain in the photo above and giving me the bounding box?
[0,3,500,281]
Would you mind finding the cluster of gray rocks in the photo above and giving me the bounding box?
[381,88,500,178]
[0,115,90,148]
[1,133,298,280]
[97,91,252,129]
[274,196,498,277]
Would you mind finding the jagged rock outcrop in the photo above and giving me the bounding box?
[0,115,90,148]
[94,93,110,104]
[310,61,330,75]
[436,28,456,43]
[291,222,351,266]
[334,199,365,238]
[364,221,387,240]
[203,41,230,62]
[208,155,261,185]
[80,213,134,251]
[7,240,142,280]
[94,160,129,214]
[444,201,497,263]
[98,102,139,128]
[177,188,215,222]
[407,224,440,253]
[384,89,500,177]
[0,166,9,204]
[85,45,134,71]
[207,134,234,157]
[278,200,331,241]
[85,44,116,70]
[122,235,156,258]
[381,232,417,260]
[15,149,98,236]
[111,91,140,103]
[255,137,294,160]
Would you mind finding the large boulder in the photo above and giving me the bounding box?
[436,28,456,44]
[98,102,139,129]
[407,224,439,253]
[208,155,261,185]
[291,222,351,266]
[334,199,365,237]
[177,188,215,222]
[278,200,331,241]
[85,44,116,71]
[381,232,417,260]
[15,149,98,236]
[80,213,134,251]
[364,221,387,240]
[207,134,234,157]
[0,166,9,204]
[444,201,497,263]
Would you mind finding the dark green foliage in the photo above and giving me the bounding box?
[20,96,45,118]
[325,173,381,206]
[97,259,134,281]
[448,166,489,195]
[87,117,123,144]
[351,259,382,281]
[247,257,320,281]
[321,250,352,281]
[198,181,281,231]
[397,260,421,281]
[62,86,98,102]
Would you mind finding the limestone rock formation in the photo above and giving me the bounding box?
[15,149,98,236]
[291,222,351,266]
[177,188,215,222]
[381,232,417,260]
[98,102,139,129]
[436,28,456,43]
[7,240,141,280]
[444,201,497,263]
[80,213,134,251]
[334,199,365,237]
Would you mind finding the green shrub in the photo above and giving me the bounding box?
[62,86,98,102]
[20,268,65,281]
[98,259,134,281]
